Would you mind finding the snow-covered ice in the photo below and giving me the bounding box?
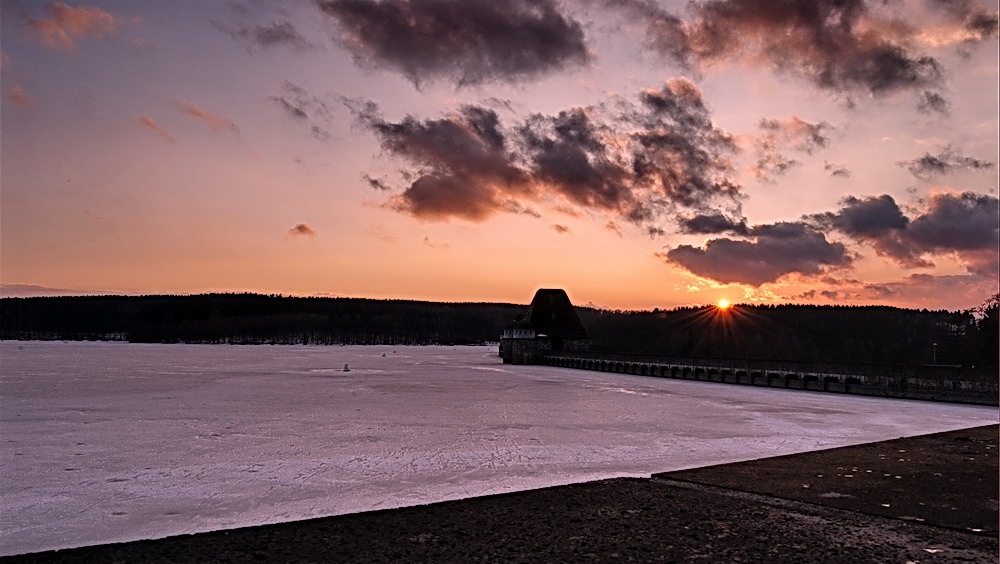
[1,341,996,555]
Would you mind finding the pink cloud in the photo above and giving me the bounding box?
[135,115,176,143]
[177,99,239,134]
[7,85,34,108]
[27,3,119,53]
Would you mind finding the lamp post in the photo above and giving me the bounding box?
[932,342,938,364]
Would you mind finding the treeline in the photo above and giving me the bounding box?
[580,300,998,367]
[0,294,523,345]
[1,293,996,367]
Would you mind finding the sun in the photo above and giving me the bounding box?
[716,299,731,310]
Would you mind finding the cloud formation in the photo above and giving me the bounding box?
[269,81,334,140]
[358,103,529,221]
[27,2,119,53]
[896,145,994,179]
[286,223,316,238]
[813,192,999,275]
[916,90,949,114]
[665,221,851,286]
[676,212,748,235]
[923,0,1000,45]
[747,116,831,180]
[906,192,999,276]
[799,272,997,310]
[758,116,831,154]
[824,161,851,178]
[316,0,590,86]
[606,0,976,104]
[7,84,34,107]
[212,19,313,51]
[350,78,742,226]
[177,100,239,134]
[135,115,176,143]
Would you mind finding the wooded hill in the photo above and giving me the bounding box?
[1,293,996,367]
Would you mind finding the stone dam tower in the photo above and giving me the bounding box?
[499,289,591,364]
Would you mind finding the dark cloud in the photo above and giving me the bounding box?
[824,161,851,178]
[897,146,994,179]
[811,194,927,267]
[927,0,999,42]
[917,90,949,115]
[212,19,313,51]
[273,97,307,120]
[676,212,748,235]
[646,225,665,238]
[551,224,572,235]
[816,194,909,238]
[286,223,316,238]
[363,174,391,191]
[907,192,999,267]
[607,0,950,101]
[519,107,643,220]
[627,79,741,210]
[964,11,999,40]
[354,103,528,221]
[269,81,333,140]
[665,221,851,286]
[316,0,590,86]
[815,192,1000,274]
[349,79,742,224]
[395,174,507,222]
[749,153,799,181]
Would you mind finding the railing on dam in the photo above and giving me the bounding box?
[543,351,999,406]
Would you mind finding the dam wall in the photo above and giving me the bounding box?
[544,351,998,406]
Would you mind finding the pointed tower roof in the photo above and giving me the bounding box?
[525,289,589,339]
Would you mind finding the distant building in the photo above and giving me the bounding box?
[499,289,591,364]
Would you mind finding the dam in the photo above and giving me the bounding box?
[501,289,999,406]
[544,350,998,406]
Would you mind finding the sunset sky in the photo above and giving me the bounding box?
[2,0,997,311]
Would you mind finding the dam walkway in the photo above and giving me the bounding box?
[544,351,998,405]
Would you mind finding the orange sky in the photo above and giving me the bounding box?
[1,1,997,311]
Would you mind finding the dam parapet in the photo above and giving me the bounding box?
[544,350,998,406]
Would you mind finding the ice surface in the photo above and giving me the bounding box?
[1,341,996,555]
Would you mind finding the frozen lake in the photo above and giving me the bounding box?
[1,342,996,555]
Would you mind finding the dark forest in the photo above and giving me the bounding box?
[1,293,996,368]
